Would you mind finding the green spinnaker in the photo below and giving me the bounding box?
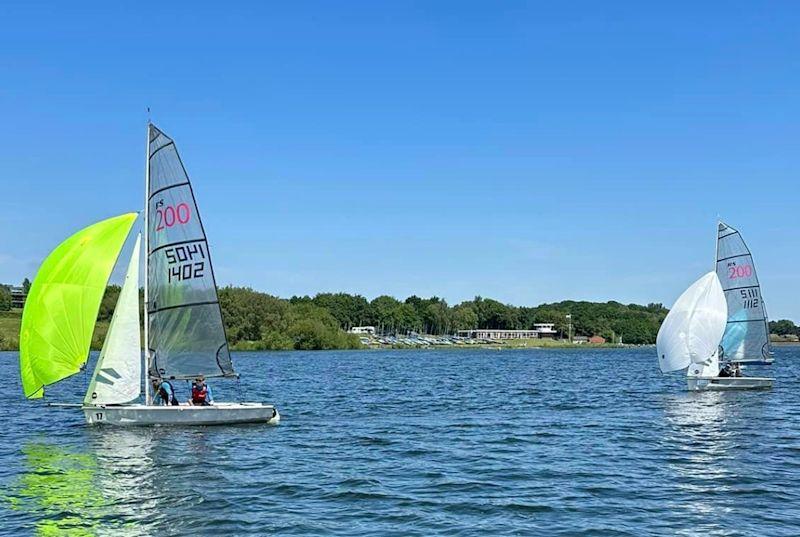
[20,213,138,399]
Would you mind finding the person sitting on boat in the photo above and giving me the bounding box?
[152,378,179,405]
[190,376,214,406]
[719,363,733,377]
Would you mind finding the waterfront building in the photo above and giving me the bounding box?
[457,324,557,340]
[349,326,376,335]
[10,286,25,309]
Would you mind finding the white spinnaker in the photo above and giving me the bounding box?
[84,234,142,405]
[656,272,728,374]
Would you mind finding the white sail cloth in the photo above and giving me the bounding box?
[656,272,728,374]
[84,234,142,405]
[715,222,772,363]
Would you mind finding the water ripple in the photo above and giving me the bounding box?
[1,347,800,535]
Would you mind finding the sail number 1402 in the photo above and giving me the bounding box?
[165,243,205,283]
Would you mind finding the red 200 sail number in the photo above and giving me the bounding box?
[155,203,191,231]
[727,265,752,279]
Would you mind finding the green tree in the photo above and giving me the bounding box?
[770,319,797,336]
[0,286,11,311]
[310,292,369,329]
[367,295,402,332]
[452,305,478,331]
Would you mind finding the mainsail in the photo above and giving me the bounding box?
[84,234,142,405]
[656,271,728,374]
[146,124,235,380]
[19,213,138,398]
[715,222,772,364]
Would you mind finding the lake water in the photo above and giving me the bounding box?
[1,346,800,536]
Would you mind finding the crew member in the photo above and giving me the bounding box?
[152,378,179,405]
[190,376,214,406]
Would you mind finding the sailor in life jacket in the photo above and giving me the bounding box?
[191,376,214,406]
[152,378,179,406]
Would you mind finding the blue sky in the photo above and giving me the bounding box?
[1,2,798,319]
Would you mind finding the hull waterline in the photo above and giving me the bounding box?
[83,402,280,426]
[687,376,773,391]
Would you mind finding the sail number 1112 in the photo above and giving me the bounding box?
[740,288,760,309]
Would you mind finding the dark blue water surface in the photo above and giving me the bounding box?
[2,347,800,536]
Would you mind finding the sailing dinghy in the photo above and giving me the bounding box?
[656,222,774,391]
[20,124,280,425]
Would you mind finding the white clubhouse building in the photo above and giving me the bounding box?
[458,323,557,340]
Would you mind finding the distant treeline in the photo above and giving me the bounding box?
[1,282,679,351]
[769,319,800,338]
[108,287,669,349]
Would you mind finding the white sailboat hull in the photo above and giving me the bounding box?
[83,402,280,426]
[686,376,773,391]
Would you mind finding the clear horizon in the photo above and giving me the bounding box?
[1,2,798,320]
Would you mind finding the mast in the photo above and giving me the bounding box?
[143,122,151,406]
[714,220,722,367]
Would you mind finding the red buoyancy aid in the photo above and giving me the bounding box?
[192,383,208,404]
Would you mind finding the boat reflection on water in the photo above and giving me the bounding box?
[661,391,766,523]
[5,440,108,536]
[5,429,160,536]
[88,428,159,533]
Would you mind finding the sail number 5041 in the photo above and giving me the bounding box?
[155,203,191,231]
[165,243,205,283]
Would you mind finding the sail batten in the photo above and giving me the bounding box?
[715,222,772,364]
[146,124,235,380]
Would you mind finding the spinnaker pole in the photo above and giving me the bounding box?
[143,122,151,406]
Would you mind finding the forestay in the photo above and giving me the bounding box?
[715,222,772,364]
[147,124,235,380]
[656,272,728,373]
[19,213,138,398]
[84,234,143,405]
